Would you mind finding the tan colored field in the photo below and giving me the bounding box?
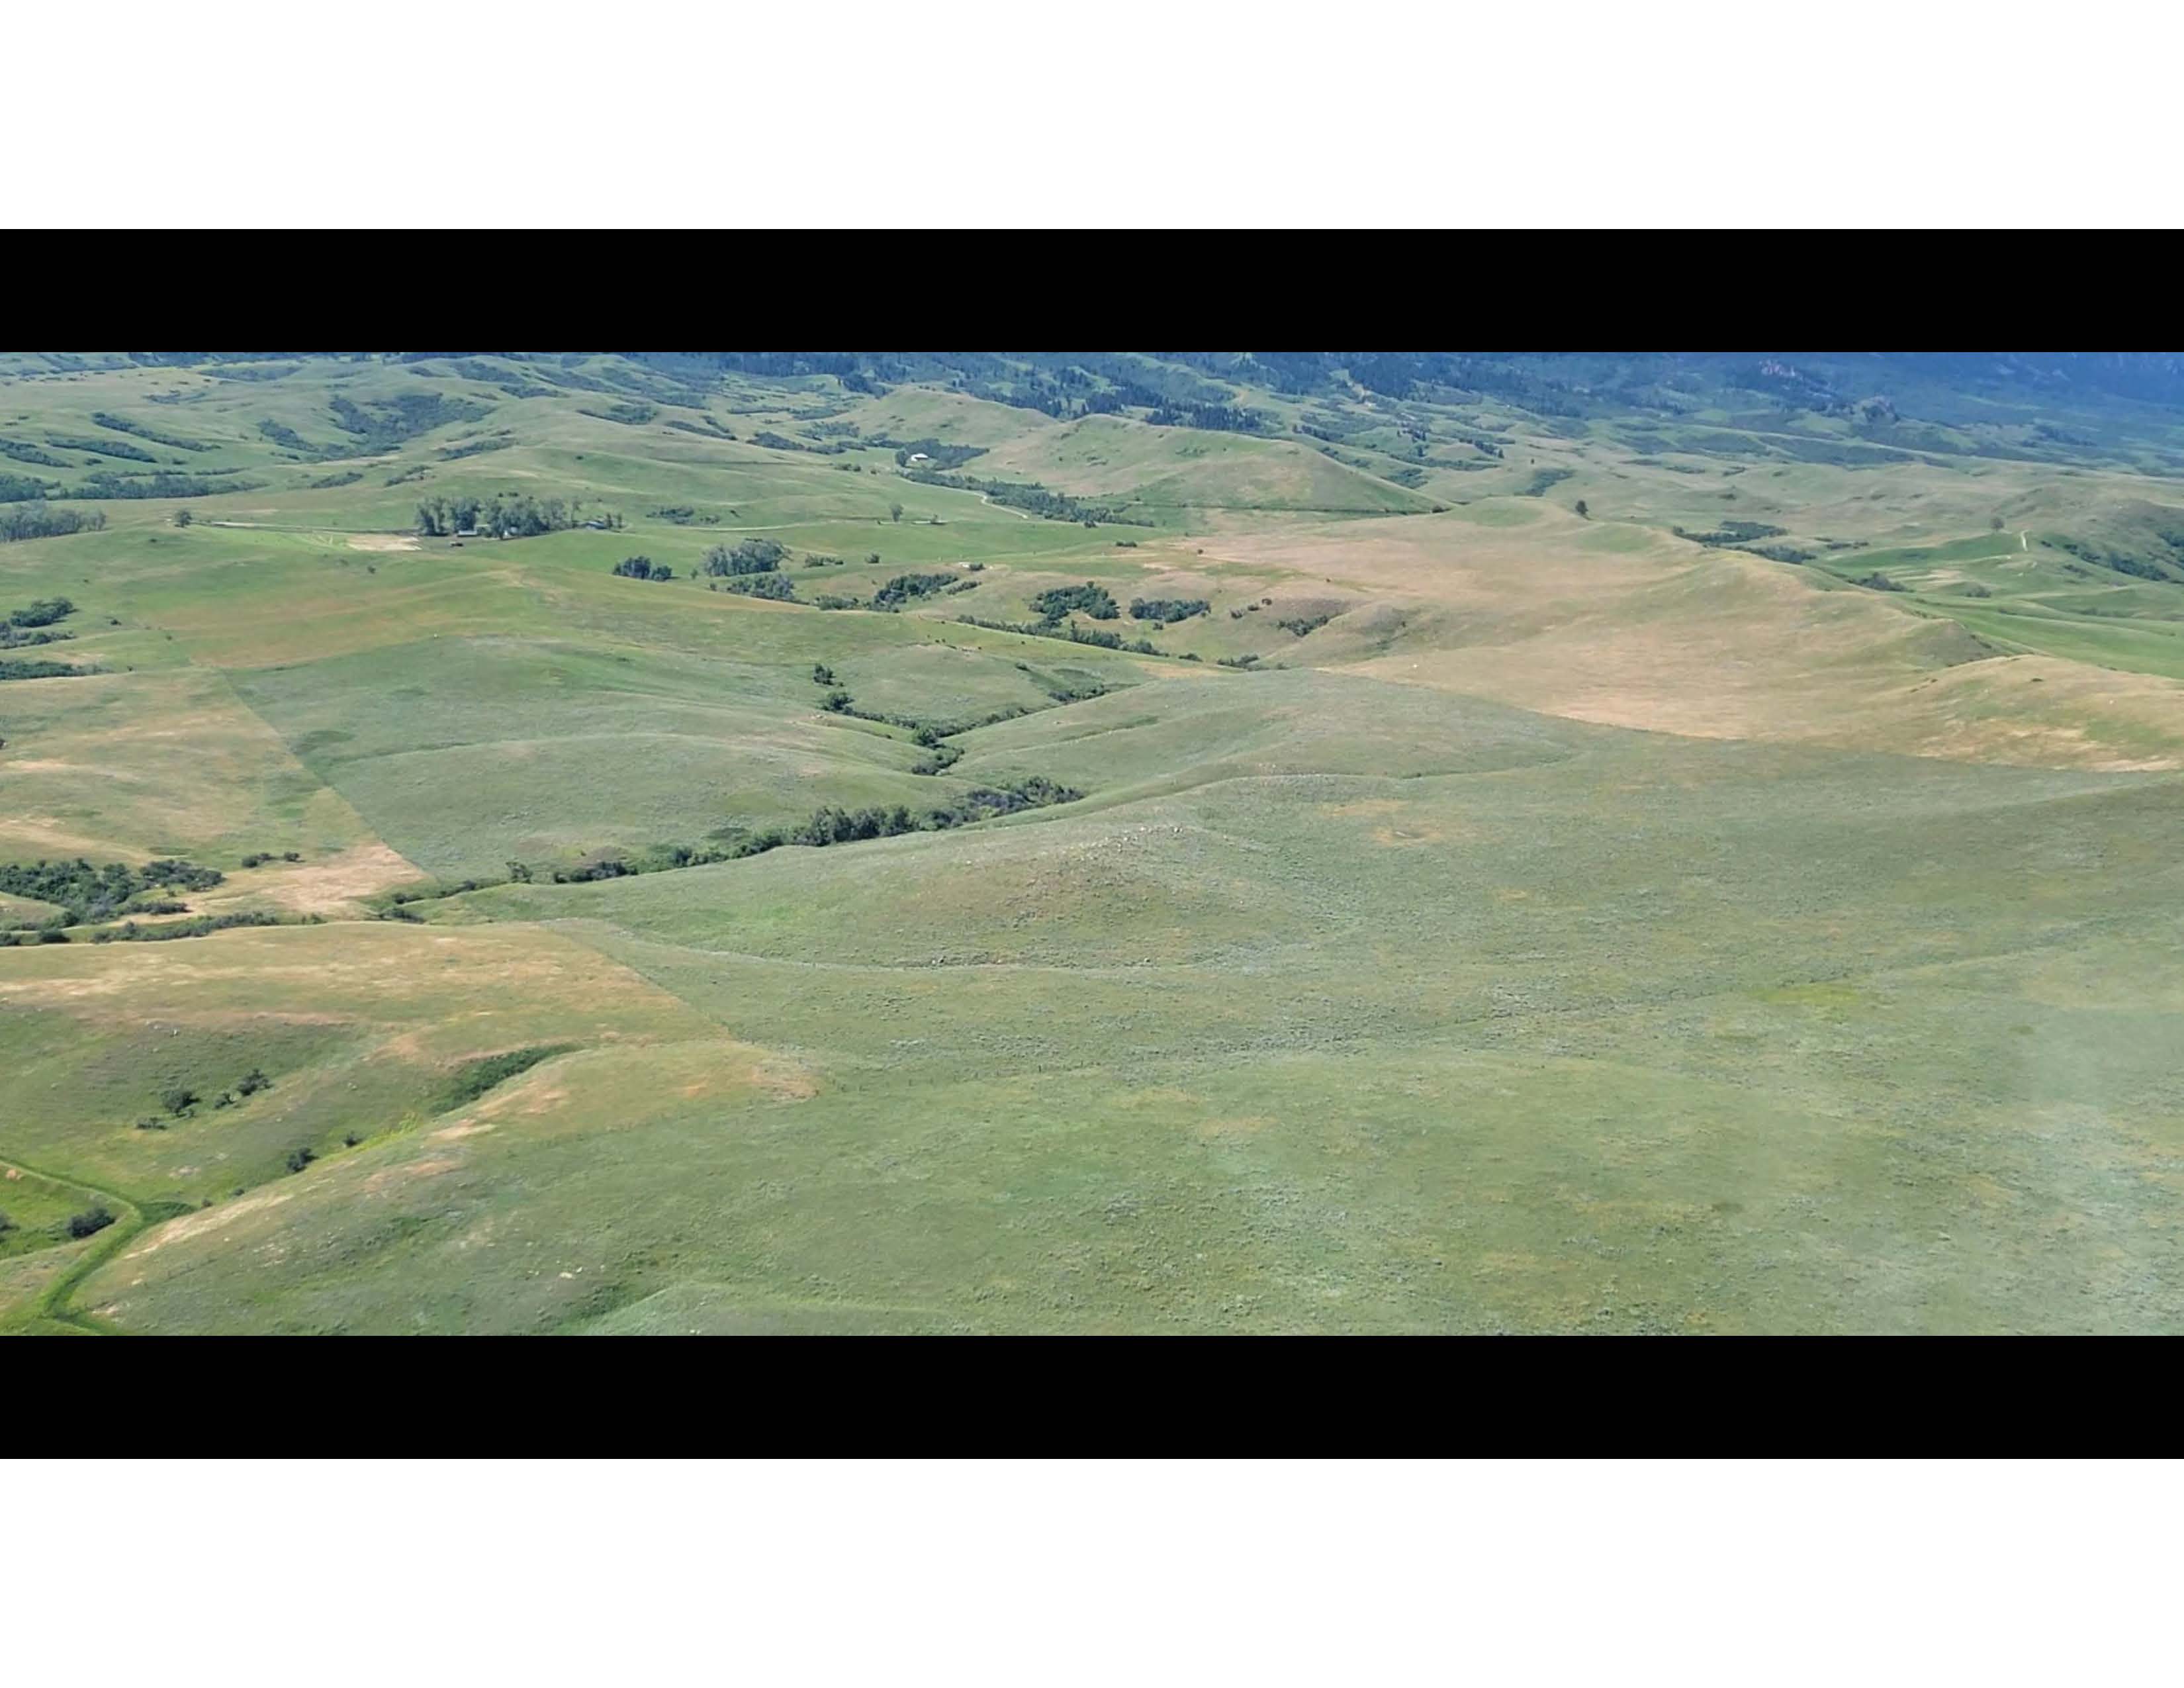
[1204,506,2184,771]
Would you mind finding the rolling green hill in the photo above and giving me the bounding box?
[8,352,2184,1334]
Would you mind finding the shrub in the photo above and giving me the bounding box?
[285,1146,317,1174]
[0,657,93,680]
[722,572,794,600]
[161,1086,200,1116]
[67,1205,116,1239]
[236,1067,270,1097]
[441,1045,574,1109]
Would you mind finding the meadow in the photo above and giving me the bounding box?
[5,352,2184,1333]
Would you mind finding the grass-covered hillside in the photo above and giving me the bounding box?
[6,352,2184,1333]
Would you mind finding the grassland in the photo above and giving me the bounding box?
[7,352,2184,1333]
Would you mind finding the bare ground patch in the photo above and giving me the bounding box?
[126,1187,294,1258]
[226,841,430,917]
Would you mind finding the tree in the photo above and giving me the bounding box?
[889,502,905,523]
[1574,498,1589,519]
[171,508,193,528]
[1990,515,2005,530]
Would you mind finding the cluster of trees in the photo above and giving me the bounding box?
[882,438,988,470]
[52,433,160,463]
[0,657,96,681]
[0,857,223,926]
[1145,403,1269,434]
[258,420,322,455]
[91,412,214,453]
[0,625,73,649]
[719,573,795,600]
[872,573,960,610]
[2,597,75,631]
[440,432,514,460]
[899,469,1142,526]
[416,494,596,538]
[330,391,493,450]
[579,402,657,426]
[91,910,291,943]
[1672,520,1787,546]
[1275,612,1335,637]
[522,774,1083,889]
[1851,572,1909,592]
[0,436,71,467]
[1,471,54,500]
[1128,597,1210,624]
[703,538,785,575]
[612,556,674,581]
[238,851,302,868]
[1031,583,1118,622]
[952,612,1167,656]
[748,776,1083,854]
[136,1065,271,1129]
[2053,535,2181,583]
[68,471,246,499]
[648,506,720,526]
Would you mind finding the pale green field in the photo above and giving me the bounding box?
[7,353,2184,1334]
